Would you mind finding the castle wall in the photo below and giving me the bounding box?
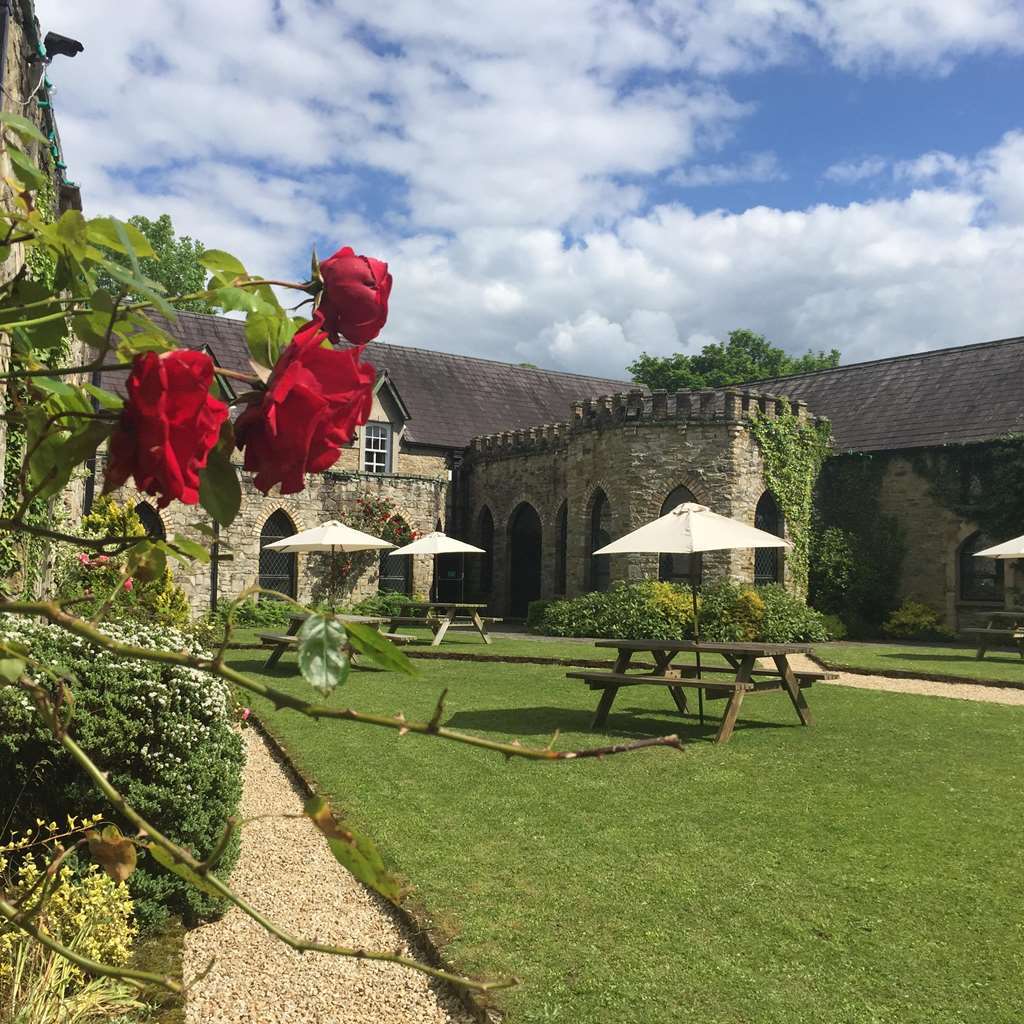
[461,388,816,616]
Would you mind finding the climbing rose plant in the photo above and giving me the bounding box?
[0,110,677,1002]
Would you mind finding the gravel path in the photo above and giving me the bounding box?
[787,653,1024,705]
[183,728,474,1024]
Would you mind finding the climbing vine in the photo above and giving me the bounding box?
[748,410,831,592]
[910,436,1024,545]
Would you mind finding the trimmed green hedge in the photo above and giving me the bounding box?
[532,580,834,643]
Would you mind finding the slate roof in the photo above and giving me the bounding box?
[100,311,632,450]
[99,312,1024,454]
[749,335,1024,453]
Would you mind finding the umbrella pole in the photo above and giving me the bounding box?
[691,571,704,727]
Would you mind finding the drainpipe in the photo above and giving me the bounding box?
[0,3,10,105]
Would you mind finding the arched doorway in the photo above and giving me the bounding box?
[959,531,1004,602]
[659,486,701,585]
[754,491,784,585]
[508,503,542,617]
[379,516,412,595]
[588,489,611,592]
[134,501,166,541]
[259,510,297,598]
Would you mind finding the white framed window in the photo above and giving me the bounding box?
[363,423,391,474]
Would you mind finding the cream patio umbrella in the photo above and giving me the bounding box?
[263,520,394,607]
[389,531,486,602]
[973,534,1024,559]
[594,502,792,713]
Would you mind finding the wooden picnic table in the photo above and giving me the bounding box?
[962,608,1024,660]
[567,640,832,744]
[388,601,499,647]
[260,613,389,669]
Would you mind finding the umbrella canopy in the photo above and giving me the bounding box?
[263,520,394,553]
[390,531,485,556]
[973,533,1024,559]
[593,503,792,556]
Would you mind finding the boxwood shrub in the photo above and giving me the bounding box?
[0,618,244,931]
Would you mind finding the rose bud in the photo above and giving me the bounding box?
[316,246,392,345]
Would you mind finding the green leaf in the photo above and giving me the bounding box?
[199,249,247,278]
[31,376,79,399]
[113,330,176,359]
[198,422,241,527]
[305,796,402,904]
[54,210,89,259]
[147,843,222,899]
[245,311,296,369]
[7,146,46,190]
[81,382,124,410]
[0,657,26,683]
[87,825,137,883]
[27,413,114,500]
[0,111,48,145]
[125,541,167,583]
[298,614,351,696]
[208,286,273,315]
[344,622,417,676]
[170,535,210,564]
[85,217,156,258]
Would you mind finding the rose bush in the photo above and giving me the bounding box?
[316,245,392,345]
[235,317,376,493]
[103,350,228,508]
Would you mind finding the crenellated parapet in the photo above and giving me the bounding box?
[466,386,828,460]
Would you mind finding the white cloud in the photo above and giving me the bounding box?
[31,1,1024,385]
[823,156,889,184]
[671,152,786,188]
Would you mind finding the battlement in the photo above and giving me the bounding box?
[466,387,828,459]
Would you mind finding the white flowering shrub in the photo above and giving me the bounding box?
[0,618,244,930]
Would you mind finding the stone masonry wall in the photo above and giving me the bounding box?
[101,458,448,613]
[462,388,817,616]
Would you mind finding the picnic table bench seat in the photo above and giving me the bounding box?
[387,601,495,646]
[259,631,412,647]
[960,625,1024,659]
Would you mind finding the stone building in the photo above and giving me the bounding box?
[95,314,1023,628]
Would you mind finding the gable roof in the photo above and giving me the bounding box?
[112,311,632,450]
[749,335,1024,453]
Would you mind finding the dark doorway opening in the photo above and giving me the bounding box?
[509,503,542,618]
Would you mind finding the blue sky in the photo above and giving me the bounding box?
[35,1,1024,377]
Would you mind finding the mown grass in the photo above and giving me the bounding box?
[228,647,1024,1024]
[815,641,1024,686]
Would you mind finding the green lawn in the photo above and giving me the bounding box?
[815,641,1024,686]
[228,648,1024,1024]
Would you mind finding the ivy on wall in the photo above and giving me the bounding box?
[910,436,1024,545]
[810,452,906,634]
[748,410,831,592]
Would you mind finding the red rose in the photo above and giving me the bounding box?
[316,245,392,345]
[234,319,375,494]
[104,350,228,508]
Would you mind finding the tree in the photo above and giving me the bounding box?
[627,329,840,391]
[94,214,213,313]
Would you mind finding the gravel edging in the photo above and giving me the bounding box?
[812,655,1024,691]
[182,721,495,1024]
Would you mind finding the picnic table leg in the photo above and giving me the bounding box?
[772,655,815,727]
[668,684,688,716]
[714,653,755,744]
[430,614,452,647]
[471,608,492,645]
[264,644,286,669]
[592,686,619,730]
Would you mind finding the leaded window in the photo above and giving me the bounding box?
[259,510,297,599]
[959,531,1004,602]
[363,424,391,474]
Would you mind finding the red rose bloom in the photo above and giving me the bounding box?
[316,245,392,345]
[104,350,228,508]
[234,318,375,494]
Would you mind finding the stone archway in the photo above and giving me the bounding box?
[508,502,542,617]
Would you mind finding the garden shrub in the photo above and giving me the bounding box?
[0,618,244,931]
[347,591,411,617]
[54,498,191,629]
[526,599,553,631]
[535,580,835,643]
[535,582,695,640]
[882,600,956,642]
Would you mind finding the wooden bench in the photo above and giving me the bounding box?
[259,630,412,668]
[960,626,1024,660]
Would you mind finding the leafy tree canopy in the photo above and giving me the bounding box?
[94,213,213,314]
[627,329,840,391]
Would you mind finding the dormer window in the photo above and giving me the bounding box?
[363,423,392,474]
